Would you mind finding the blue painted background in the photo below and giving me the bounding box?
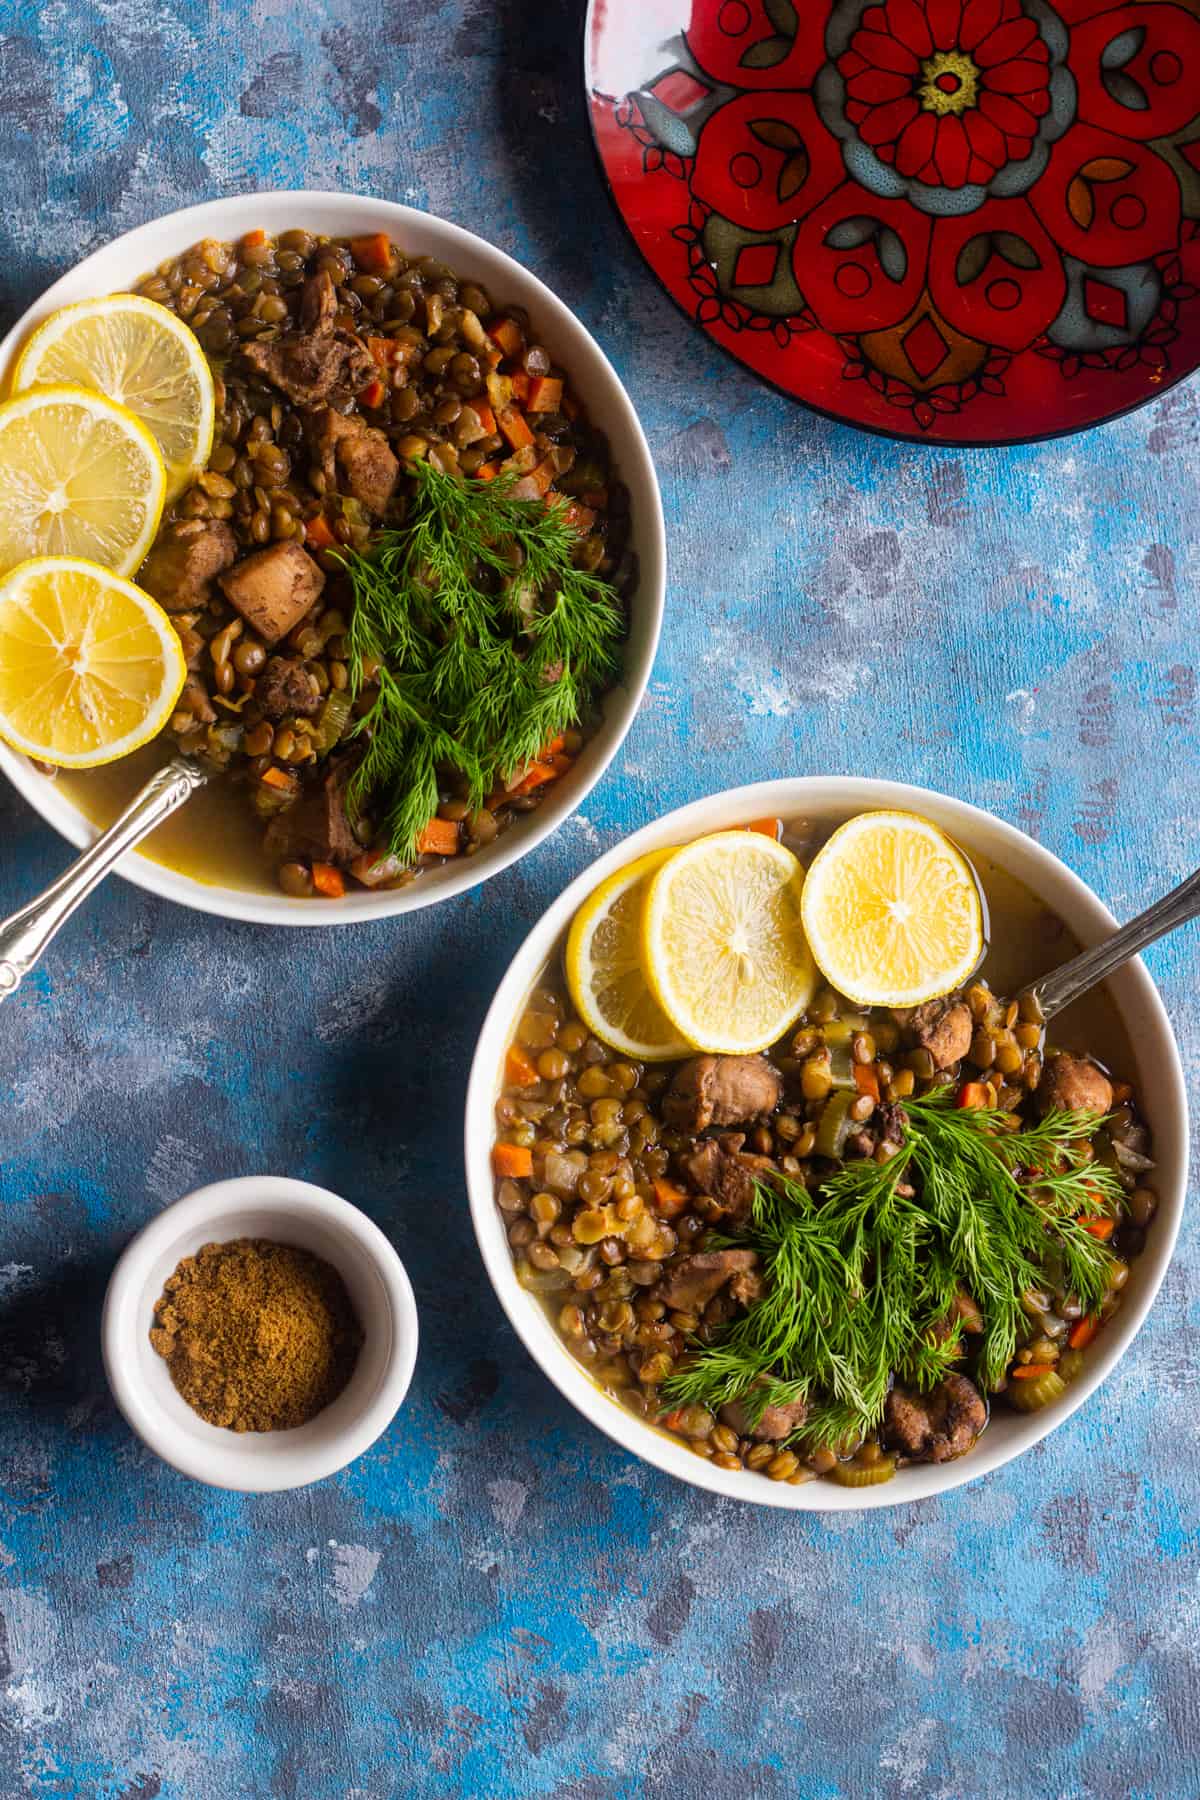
[2,2,1199,1795]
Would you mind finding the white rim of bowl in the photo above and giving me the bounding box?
[465,776,1189,1510]
[101,1175,418,1491]
[0,190,666,926]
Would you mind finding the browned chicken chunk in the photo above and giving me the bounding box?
[263,756,360,867]
[681,1138,757,1220]
[309,408,400,514]
[256,656,322,721]
[241,272,374,406]
[883,1374,987,1463]
[219,542,325,645]
[663,1054,783,1134]
[720,1381,808,1442]
[1036,1052,1113,1117]
[138,519,237,612]
[657,1250,760,1313]
[907,998,973,1069]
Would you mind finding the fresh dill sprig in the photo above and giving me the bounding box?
[338,461,624,862]
[662,1094,1119,1449]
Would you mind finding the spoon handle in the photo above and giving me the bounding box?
[0,757,207,1002]
[1030,864,1200,1021]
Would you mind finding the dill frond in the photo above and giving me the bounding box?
[662,1095,1118,1449]
[336,461,624,861]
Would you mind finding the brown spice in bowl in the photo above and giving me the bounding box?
[149,1238,362,1431]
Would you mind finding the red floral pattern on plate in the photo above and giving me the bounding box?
[587,0,1200,442]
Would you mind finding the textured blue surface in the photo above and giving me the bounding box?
[2,3,1199,1796]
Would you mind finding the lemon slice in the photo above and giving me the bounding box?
[642,831,816,1054]
[12,296,214,501]
[801,810,984,1007]
[0,384,167,580]
[0,556,186,767]
[565,848,694,1060]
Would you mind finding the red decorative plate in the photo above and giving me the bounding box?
[587,0,1200,442]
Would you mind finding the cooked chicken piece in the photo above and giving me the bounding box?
[139,519,237,612]
[883,1374,987,1463]
[218,543,325,645]
[907,998,973,1069]
[255,656,322,721]
[308,408,399,514]
[662,1055,782,1134]
[1036,1052,1113,1117]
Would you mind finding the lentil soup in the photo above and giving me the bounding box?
[490,815,1157,1491]
[45,226,635,897]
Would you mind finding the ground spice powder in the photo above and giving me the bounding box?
[150,1238,363,1432]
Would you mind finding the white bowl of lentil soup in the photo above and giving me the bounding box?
[465,779,1187,1509]
[0,192,665,924]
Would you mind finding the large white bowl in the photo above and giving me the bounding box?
[0,191,665,926]
[465,778,1189,1510]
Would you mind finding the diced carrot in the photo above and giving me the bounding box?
[303,513,337,549]
[1068,1315,1100,1351]
[492,1143,533,1179]
[580,486,608,509]
[854,1063,881,1102]
[311,861,346,899]
[510,760,556,797]
[510,371,531,406]
[659,1408,687,1433]
[1078,1215,1115,1240]
[957,1081,990,1110]
[366,335,395,369]
[359,377,387,409]
[416,816,461,857]
[541,735,566,757]
[505,1044,540,1089]
[498,405,535,452]
[475,461,501,482]
[526,375,563,413]
[488,316,524,359]
[1010,1363,1056,1379]
[241,228,268,248]
[652,1176,689,1218]
[467,400,496,436]
[746,816,782,840]
[350,232,398,276]
[260,765,293,790]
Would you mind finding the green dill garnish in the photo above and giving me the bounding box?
[338,461,623,862]
[661,1091,1121,1450]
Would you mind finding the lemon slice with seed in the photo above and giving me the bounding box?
[641,831,816,1054]
[0,556,186,767]
[566,848,694,1060]
[800,810,984,1008]
[0,384,166,579]
[12,296,215,501]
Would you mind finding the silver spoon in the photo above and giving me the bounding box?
[0,756,208,1001]
[1025,864,1200,1021]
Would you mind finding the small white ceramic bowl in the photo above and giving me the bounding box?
[101,1175,417,1491]
[465,777,1189,1510]
[0,190,665,926]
